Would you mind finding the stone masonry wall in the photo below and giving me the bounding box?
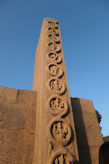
[0,85,37,164]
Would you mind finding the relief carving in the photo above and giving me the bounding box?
[48,52,62,64]
[48,26,59,36]
[48,64,63,78]
[48,78,66,95]
[48,20,59,27]
[48,140,54,155]
[48,34,60,44]
[53,153,74,164]
[48,24,59,30]
[48,42,61,53]
[48,20,59,29]
[47,95,68,116]
[50,119,71,145]
[49,149,75,164]
[46,19,75,163]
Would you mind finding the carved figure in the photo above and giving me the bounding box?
[48,27,59,36]
[49,79,65,95]
[46,19,76,163]
[48,20,59,28]
[48,34,60,44]
[50,119,71,145]
[53,153,74,164]
[48,52,62,64]
[48,42,61,53]
[49,149,75,164]
[47,95,68,116]
[48,64,63,78]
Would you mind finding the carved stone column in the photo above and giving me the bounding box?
[33,18,79,164]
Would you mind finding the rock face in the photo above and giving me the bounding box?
[0,18,103,164]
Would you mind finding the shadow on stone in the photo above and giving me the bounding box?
[99,142,109,164]
[71,98,92,164]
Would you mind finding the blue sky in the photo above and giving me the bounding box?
[0,0,109,136]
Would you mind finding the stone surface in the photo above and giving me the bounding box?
[71,98,103,164]
[0,85,37,164]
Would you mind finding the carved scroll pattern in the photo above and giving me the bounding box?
[46,19,75,163]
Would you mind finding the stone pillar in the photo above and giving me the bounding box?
[71,98,103,164]
[33,18,79,163]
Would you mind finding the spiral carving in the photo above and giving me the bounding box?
[48,52,62,64]
[48,78,66,95]
[46,19,75,164]
[48,42,61,53]
[48,64,63,78]
[49,149,75,164]
[47,95,68,116]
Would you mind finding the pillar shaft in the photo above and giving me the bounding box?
[33,18,79,163]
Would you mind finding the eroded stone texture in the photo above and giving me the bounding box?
[0,85,37,164]
[71,98,103,164]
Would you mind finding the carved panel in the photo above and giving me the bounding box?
[48,78,66,95]
[49,149,75,164]
[48,20,59,28]
[46,19,76,163]
[48,27,59,36]
[48,34,60,44]
[47,95,68,116]
[49,118,71,145]
[48,42,61,53]
[48,52,62,64]
[53,154,74,164]
[48,64,63,78]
